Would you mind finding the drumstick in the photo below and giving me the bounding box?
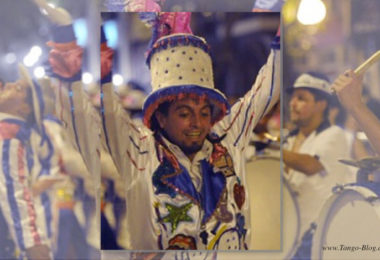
[354,50,380,75]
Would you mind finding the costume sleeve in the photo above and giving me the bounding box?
[101,82,154,188]
[0,139,48,251]
[47,24,100,181]
[213,36,280,150]
[100,25,155,191]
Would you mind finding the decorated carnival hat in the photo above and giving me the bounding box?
[142,14,230,129]
[292,72,332,95]
[18,63,44,131]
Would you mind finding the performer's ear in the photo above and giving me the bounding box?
[155,111,167,129]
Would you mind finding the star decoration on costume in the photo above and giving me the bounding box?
[161,202,193,232]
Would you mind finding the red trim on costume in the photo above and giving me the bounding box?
[0,122,20,140]
[244,112,255,137]
[223,101,244,132]
[17,143,41,245]
[126,150,146,171]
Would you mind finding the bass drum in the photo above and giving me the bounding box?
[216,156,300,260]
[311,185,380,260]
[246,155,282,250]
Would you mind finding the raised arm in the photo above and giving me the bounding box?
[332,70,380,155]
[213,36,281,149]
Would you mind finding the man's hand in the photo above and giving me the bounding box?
[331,69,364,112]
[25,244,51,260]
[32,0,72,25]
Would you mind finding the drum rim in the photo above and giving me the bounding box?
[247,155,280,163]
[283,179,302,259]
[311,185,379,260]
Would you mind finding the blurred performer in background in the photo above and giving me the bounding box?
[102,12,280,250]
[283,72,354,259]
[25,0,101,258]
[0,66,54,260]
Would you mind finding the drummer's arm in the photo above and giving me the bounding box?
[283,150,324,176]
[332,70,380,156]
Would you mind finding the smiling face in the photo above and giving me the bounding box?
[155,97,212,158]
[289,88,326,127]
[0,79,32,119]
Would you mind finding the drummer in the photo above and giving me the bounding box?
[283,72,354,252]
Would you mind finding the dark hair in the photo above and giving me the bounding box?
[150,96,215,131]
[303,72,332,118]
[150,101,172,131]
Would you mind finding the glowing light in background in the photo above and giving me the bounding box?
[34,66,46,79]
[112,74,124,86]
[5,53,16,64]
[23,45,43,67]
[82,72,94,84]
[23,55,37,67]
[73,18,88,47]
[103,20,118,49]
[297,0,326,25]
[30,46,42,57]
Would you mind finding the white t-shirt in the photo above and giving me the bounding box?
[284,124,354,235]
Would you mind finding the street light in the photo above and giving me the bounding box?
[297,0,327,25]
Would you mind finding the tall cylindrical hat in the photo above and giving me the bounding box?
[142,32,230,129]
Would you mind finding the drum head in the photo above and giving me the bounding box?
[312,186,380,259]
[246,156,281,250]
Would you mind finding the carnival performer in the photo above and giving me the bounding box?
[31,0,101,258]
[0,65,54,260]
[282,72,353,259]
[102,12,280,250]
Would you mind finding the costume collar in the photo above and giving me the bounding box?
[153,132,229,225]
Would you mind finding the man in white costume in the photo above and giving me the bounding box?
[0,66,55,260]
[103,12,281,250]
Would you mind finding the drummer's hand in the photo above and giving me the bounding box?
[331,70,364,112]
[32,0,72,25]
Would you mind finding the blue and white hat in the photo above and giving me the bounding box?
[142,33,230,129]
[293,73,332,95]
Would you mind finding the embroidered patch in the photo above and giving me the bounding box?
[161,202,193,232]
[214,191,233,223]
[152,158,178,198]
[212,228,240,250]
[236,213,247,238]
[167,234,197,250]
[233,183,245,210]
[211,143,235,177]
